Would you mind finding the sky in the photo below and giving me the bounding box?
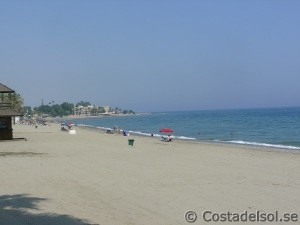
[0,0,299,112]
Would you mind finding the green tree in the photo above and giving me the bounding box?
[22,106,33,116]
[5,92,24,111]
[98,107,105,113]
[34,104,51,116]
[91,107,99,116]
[114,107,122,114]
[34,102,74,117]
[61,102,74,115]
[76,101,91,107]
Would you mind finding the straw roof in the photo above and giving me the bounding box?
[0,109,23,116]
[0,83,15,93]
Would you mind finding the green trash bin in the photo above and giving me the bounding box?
[128,139,134,146]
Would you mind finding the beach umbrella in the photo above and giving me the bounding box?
[160,128,173,142]
[159,128,173,133]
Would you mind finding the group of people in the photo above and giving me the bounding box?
[60,122,74,131]
[162,135,173,142]
[106,126,130,136]
[106,125,174,142]
[19,119,51,127]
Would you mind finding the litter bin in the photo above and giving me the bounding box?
[128,139,134,146]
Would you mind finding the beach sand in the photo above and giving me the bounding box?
[0,124,299,225]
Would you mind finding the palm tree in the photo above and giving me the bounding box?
[5,92,24,111]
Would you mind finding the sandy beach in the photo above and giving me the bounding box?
[0,124,299,225]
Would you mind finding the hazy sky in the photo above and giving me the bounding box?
[1,0,299,112]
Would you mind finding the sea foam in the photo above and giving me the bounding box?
[221,140,300,150]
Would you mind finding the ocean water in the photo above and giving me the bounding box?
[70,107,300,150]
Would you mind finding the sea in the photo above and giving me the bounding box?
[70,107,300,150]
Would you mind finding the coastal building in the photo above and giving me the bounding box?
[102,106,110,113]
[74,105,98,116]
[0,83,23,140]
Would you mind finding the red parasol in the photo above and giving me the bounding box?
[159,128,173,133]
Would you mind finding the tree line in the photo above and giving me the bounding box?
[25,101,135,117]
[32,102,135,117]
[4,93,136,117]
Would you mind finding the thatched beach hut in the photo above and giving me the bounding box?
[0,83,23,140]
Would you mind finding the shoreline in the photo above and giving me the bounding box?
[75,124,300,154]
[43,108,300,152]
[1,123,299,225]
